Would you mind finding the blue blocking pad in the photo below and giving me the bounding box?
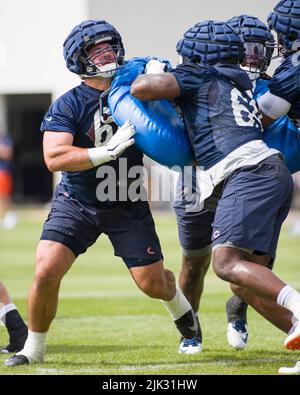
[255,78,300,174]
[108,57,193,168]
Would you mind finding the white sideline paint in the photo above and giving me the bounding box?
[7,290,144,299]
[35,358,277,375]
[59,291,142,298]
[54,314,162,322]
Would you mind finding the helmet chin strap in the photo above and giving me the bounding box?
[94,62,118,78]
[241,65,260,81]
[82,62,119,79]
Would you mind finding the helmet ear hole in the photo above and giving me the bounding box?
[268,0,300,54]
[288,31,298,41]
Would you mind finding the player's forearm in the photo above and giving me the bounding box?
[45,145,94,172]
[260,111,276,128]
[44,122,135,172]
[131,74,180,100]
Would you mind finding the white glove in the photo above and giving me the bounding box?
[88,120,135,166]
[145,59,168,75]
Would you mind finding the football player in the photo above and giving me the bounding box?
[256,0,300,374]
[257,0,300,130]
[0,282,27,353]
[5,20,198,367]
[149,16,300,355]
[225,13,300,351]
[131,20,300,353]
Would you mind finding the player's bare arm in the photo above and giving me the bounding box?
[258,111,276,128]
[43,121,135,172]
[43,131,94,172]
[131,73,180,101]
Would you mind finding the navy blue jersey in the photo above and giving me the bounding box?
[175,74,300,213]
[41,83,143,205]
[0,135,12,172]
[269,53,300,126]
[173,62,263,169]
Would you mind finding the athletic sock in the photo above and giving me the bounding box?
[0,304,27,334]
[288,319,299,335]
[226,295,248,323]
[0,303,18,325]
[277,285,300,320]
[16,330,46,363]
[161,287,192,320]
[194,312,203,341]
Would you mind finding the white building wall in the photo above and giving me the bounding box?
[0,0,280,98]
[0,95,7,131]
[0,0,88,99]
[89,0,279,70]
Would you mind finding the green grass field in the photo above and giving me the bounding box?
[0,208,299,375]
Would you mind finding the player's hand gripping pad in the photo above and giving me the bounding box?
[108,57,193,168]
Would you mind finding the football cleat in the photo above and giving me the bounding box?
[179,336,202,355]
[227,320,248,350]
[174,309,199,340]
[1,326,28,354]
[4,354,29,367]
[284,321,300,350]
[278,361,300,375]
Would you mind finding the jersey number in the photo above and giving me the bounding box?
[231,88,262,129]
[94,124,113,147]
[93,106,114,147]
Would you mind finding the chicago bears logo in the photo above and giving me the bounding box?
[213,230,221,240]
[147,246,156,255]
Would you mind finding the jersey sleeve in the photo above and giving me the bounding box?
[172,63,212,96]
[269,65,299,104]
[257,91,292,119]
[40,96,78,135]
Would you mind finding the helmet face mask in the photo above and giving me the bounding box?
[265,37,282,60]
[268,1,300,57]
[242,42,268,73]
[227,14,275,76]
[63,20,125,77]
[81,39,124,78]
[267,31,300,59]
[267,32,287,59]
